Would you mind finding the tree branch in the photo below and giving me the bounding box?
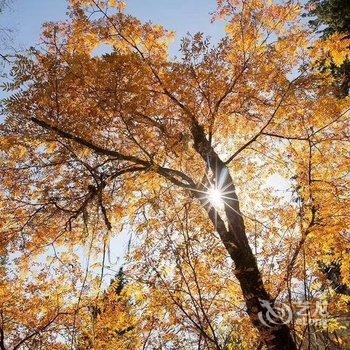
[225,75,302,165]
[30,117,194,189]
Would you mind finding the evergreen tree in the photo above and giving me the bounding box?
[306,0,350,96]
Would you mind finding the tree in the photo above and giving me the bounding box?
[306,0,350,299]
[0,259,73,350]
[307,0,350,37]
[1,0,349,349]
[75,268,141,350]
[306,0,350,96]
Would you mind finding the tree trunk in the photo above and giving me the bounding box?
[191,121,297,350]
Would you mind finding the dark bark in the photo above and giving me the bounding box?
[319,261,350,296]
[0,327,6,350]
[0,311,6,350]
[191,120,297,350]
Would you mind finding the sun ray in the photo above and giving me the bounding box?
[207,186,223,206]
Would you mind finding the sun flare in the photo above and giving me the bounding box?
[207,187,224,207]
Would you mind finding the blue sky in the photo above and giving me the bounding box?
[2,0,225,53]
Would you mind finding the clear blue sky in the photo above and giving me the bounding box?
[2,0,225,53]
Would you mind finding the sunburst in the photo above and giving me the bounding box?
[191,168,239,213]
[207,186,224,206]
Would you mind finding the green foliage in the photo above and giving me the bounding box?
[306,0,350,96]
[306,0,350,37]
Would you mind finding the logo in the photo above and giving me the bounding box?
[258,299,293,327]
[257,299,330,328]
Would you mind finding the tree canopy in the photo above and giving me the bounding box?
[0,1,349,349]
[307,0,350,38]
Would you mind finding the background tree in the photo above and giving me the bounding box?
[75,268,141,350]
[306,0,350,96]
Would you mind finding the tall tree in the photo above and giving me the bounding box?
[306,0,350,96]
[1,0,349,349]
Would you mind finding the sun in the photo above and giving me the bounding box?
[191,168,236,210]
[207,186,224,207]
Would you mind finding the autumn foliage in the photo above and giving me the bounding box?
[0,0,349,349]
